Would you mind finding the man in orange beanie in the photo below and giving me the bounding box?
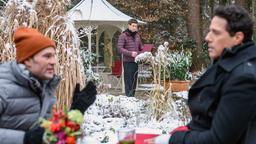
[0,27,97,144]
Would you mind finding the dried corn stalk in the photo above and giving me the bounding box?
[150,46,173,120]
[0,0,85,110]
[135,42,174,121]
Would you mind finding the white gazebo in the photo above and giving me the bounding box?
[68,0,145,91]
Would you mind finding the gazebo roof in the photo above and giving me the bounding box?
[68,0,145,29]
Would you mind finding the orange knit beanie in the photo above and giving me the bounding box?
[14,27,56,63]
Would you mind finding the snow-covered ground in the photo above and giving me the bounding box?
[80,92,190,144]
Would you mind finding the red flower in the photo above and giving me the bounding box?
[73,124,80,131]
[40,109,83,144]
[66,121,80,131]
[51,110,60,121]
[50,122,62,132]
[66,121,75,127]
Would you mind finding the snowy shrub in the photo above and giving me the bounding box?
[166,49,192,80]
[80,48,102,84]
[80,48,97,71]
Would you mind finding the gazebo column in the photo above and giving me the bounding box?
[96,32,99,73]
[121,26,126,93]
[88,31,92,70]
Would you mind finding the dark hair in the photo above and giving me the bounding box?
[128,19,138,25]
[214,5,253,42]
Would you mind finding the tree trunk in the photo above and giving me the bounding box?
[235,0,248,9]
[187,0,205,71]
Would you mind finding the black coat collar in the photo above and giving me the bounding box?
[191,41,256,90]
[218,41,256,72]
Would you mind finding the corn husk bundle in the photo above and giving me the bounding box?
[135,42,174,121]
[0,0,85,110]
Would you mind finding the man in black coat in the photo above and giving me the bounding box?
[147,5,256,144]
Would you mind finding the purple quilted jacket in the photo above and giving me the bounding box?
[117,30,143,62]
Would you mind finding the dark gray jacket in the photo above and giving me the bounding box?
[0,61,60,144]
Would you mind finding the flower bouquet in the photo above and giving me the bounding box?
[40,109,84,144]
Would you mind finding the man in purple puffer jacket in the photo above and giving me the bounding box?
[118,19,143,97]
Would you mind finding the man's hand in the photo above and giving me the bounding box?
[70,81,97,113]
[23,126,44,144]
[131,51,138,57]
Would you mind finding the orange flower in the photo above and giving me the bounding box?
[50,123,62,132]
[66,136,76,144]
